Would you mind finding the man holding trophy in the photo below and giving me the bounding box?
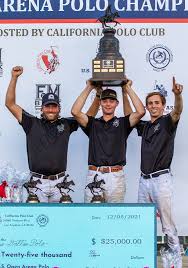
[72,80,145,203]
[71,7,145,203]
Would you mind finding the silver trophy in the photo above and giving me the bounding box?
[55,174,75,203]
[85,174,106,203]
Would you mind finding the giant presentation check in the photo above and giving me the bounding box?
[0,204,156,268]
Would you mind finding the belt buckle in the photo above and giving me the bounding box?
[48,175,55,180]
[142,173,150,179]
[102,167,109,173]
[58,173,64,179]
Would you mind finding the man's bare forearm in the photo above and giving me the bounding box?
[71,81,96,127]
[125,86,145,116]
[5,66,23,122]
[122,90,133,116]
[170,77,183,122]
[5,77,18,108]
[71,84,94,117]
[86,96,100,117]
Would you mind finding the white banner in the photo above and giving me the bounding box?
[0,23,187,235]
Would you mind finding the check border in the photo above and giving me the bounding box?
[0,203,157,268]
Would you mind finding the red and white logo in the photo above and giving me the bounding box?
[37,46,60,74]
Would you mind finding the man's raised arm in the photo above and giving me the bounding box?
[122,80,133,116]
[71,80,99,127]
[5,66,23,123]
[170,76,183,123]
[122,80,145,127]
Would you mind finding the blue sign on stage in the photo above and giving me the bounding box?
[0,0,187,20]
[0,203,156,268]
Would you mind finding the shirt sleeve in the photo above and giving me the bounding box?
[164,113,179,134]
[136,120,147,136]
[66,117,79,133]
[81,116,94,137]
[19,110,34,135]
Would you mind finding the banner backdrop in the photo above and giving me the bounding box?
[0,2,187,236]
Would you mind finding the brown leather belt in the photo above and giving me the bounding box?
[31,171,65,181]
[89,165,123,173]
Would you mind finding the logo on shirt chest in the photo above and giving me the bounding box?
[113,119,120,128]
[57,123,65,133]
[153,123,160,133]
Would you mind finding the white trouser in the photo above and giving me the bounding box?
[85,169,126,203]
[138,172,181,253]
[24,175,66,203]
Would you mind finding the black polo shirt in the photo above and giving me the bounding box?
[137,114,179,174]
[82,115,133,166]
[20,110,78,175]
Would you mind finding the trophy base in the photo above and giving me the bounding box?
[90,78,127,87]
[26,193,40,203]
[91,195,105,203]
[59,195,73,203]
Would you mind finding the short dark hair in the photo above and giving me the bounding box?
[146,92,166,106]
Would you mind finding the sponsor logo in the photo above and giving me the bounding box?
[165,105,175,114]
[0,48,3,77]
[147,45,173,71]
[154,80,168,97]
[37,46,60,74]
[81,68,90,73]
[48,94,55,100]
[36,214,49,227]
[153,80,174,114]
[35,84,61,114]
